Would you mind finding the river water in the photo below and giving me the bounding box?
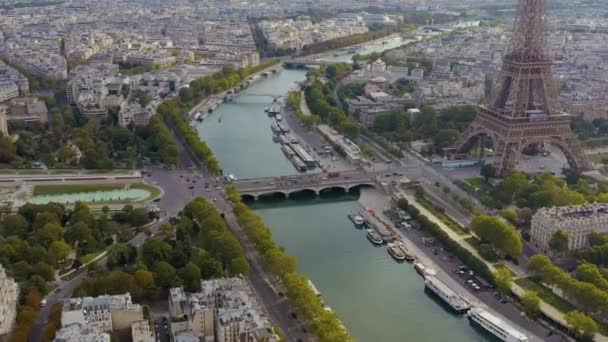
[196,36,490,341]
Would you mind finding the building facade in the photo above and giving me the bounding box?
[168,277,278,342]
[0,263,18,336]
[531,203,608,253]
[0,104,8,135]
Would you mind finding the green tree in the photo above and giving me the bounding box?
[0,134,16,162]
[180,262,202,292]
[159,223,175,239]
[128,208,150,227]
[480,164,496,182]
[361,146,375,159]
[154,261,179,288]
[413,105,438,137]
[499,209,518,225]
[575,263,608,291]
[107,243,136,268]
[548,230,569,255]
[141,238,173,267]
[36,223,65,246]
[520,291,541,320]
[339,121,360,139]
[565,311,598,342]
[32,262,55,282]
[493,267,513,296]
[471,215,522,257]
[229,257,250,276]
[64,221,94,247]
[49,240,72,264]
[433,129,460,151]
[1,213,29,237]
[134,269,156,290]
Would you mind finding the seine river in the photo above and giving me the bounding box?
[196,36,491,341]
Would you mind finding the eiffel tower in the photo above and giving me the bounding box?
[448,0,591,176]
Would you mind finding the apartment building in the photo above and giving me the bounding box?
[531,203,608,253]
[0,263,19,336]
[169,277,278,342]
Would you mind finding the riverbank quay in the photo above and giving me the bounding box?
[158,59,283,175]
[391,187,608,342]
[226,186,353,342]
[357,188,560,342]
[186,62,283,121]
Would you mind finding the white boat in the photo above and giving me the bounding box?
[387,242,406,261]
[424,275,470,313]
[347,212,365,227]
[365,228,383,245]
[228,173,237,181]
[414,262,436,278]
[397,242,415,262]
[467,307,528,342]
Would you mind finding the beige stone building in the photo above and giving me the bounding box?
[531,203,608,253]
[0,263,18,336]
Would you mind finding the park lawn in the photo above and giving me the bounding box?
[80,251,103,264]
[415,194,468,235]
[33,184,124,196]
[587,152,608,164]
[493,263,517,278]
[463,178,495,194]
[514,277,576,313]
[456,178,499,209]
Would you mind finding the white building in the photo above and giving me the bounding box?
[531,203,608,253]
[0,104,8,135]
[168,277,278,342]
[54,323,111,342]
[131,320,155,342]
[61,293,143,334]
[0,80,19,103]
[0,263,18,336]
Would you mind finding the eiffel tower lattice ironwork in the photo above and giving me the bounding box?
[448,0,591,176]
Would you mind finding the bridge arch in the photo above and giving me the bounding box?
[319,186,347,196]
[286,188,318,198]
[347,183,376,193]
[241,193,257,202]
[257,191,289,201]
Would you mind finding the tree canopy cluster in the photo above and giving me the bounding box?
[0,202,145,284]
[75,197,248,301]
[481,171,602,210]
[7,94,177,170]
[528,255,608,328]
[577,232,608,266]
[471,215,523,257]
[227,187,352,342]
[301,25,398,55]
[304,65,360,140]
[286,91,320,131]
[0,202,150,341]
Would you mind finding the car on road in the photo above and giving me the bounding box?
[188,186,195,189]
[153,198,161,202]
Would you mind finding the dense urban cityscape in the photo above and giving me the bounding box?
[1,0,608,342]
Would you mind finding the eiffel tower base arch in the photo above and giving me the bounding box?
[449,108,592,177]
